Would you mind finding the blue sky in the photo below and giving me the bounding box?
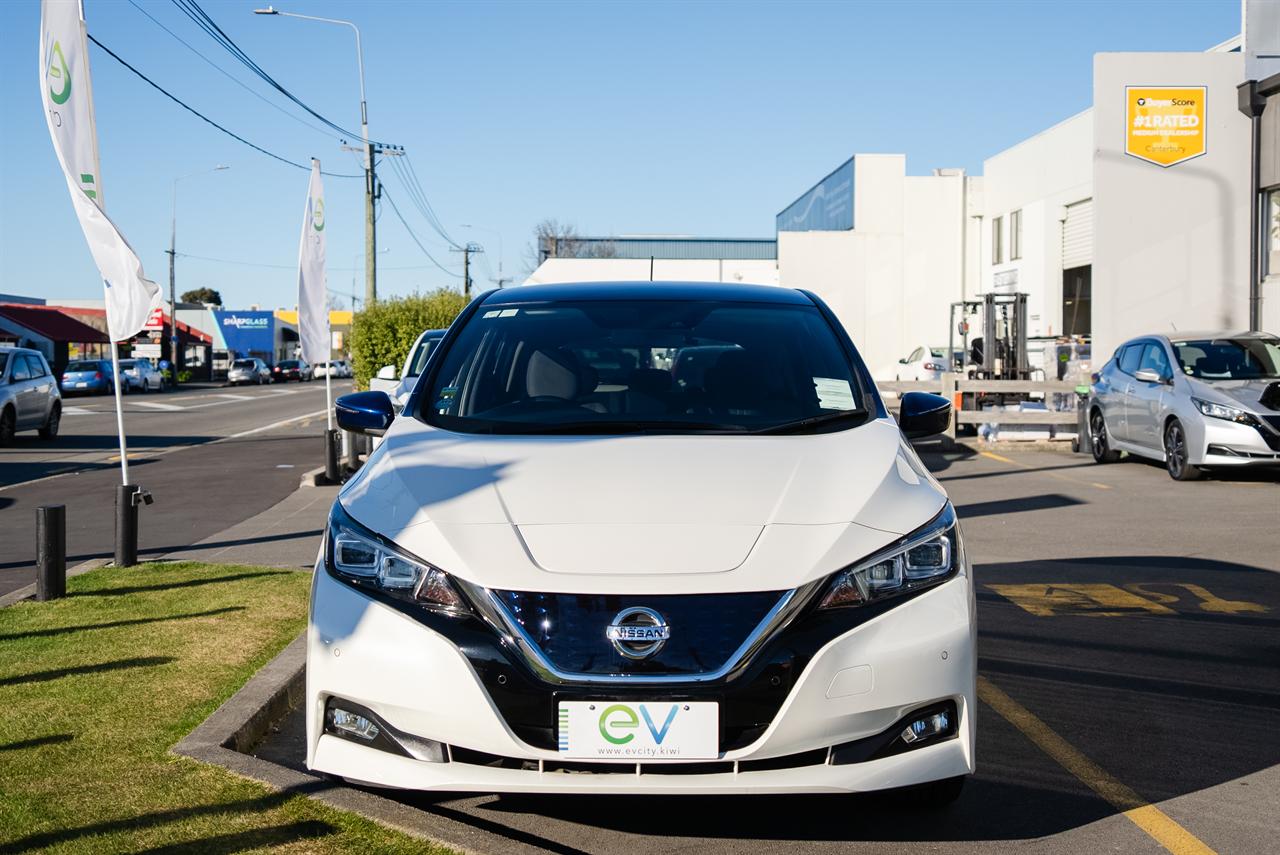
[0,0,1240,310]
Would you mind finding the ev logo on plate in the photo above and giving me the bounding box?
[558,701,719,760]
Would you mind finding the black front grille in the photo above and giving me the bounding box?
[494,590,785,676]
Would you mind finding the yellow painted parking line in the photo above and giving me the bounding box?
[978,449,1111,491]
[978,676,1216,855]
[988,583,1177,617]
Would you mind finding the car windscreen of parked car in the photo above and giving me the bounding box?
[65,360,103,372]
[1172,337,1280,380]
[422,300,867,435]
[0,352,9,375]
[232,359,256,369]
[279,360,300,368]
[406,337,441,378]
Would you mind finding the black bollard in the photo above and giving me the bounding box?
[36,505,66,601]
[115,484,139,567]
[324,428,340,483]
[344,429,359,473]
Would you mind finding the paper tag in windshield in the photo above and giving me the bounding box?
[814,377,856,410]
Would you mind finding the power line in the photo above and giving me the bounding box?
[87,33,362,178]
[404,154,462,248]
[385,157,459,250]
[170,0,388,147]
[176,252,439,271]
[126,0,336,141]
[381,186,463,279]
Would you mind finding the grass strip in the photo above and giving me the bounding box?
[0,561,451,854]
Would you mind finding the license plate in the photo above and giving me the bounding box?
[74,382,87,388]
[557,701,718,760]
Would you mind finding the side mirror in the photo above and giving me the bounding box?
[898,391,952,439]
[336,391,395,436]
[376,365,398,381]
[1134,368,1167,384]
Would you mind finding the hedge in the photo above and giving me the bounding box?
[349,290,469,390]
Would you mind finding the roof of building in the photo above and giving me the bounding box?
[549,237,778,261]
[48,305,213,344]
[0,303,109,343]
[482,280,809,306]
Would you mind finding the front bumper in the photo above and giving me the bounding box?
[305,563,977,794]
[1193,414,1280,467]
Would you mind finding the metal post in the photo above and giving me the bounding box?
[344,430,359,472]
[1239,81,1265,331]
[324,429,340,483]
[36,505,66,601]
[115,484,139,567]
[169,180,179,390]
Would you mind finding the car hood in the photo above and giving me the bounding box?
[1186,377,1279,413]
[338,416,947,594]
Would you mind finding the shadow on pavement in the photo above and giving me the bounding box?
[955,493,1084,518]
[0,656,175,687]
[0,606,245,642]
[73,571,291,598]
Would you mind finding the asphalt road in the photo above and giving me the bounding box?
[0,379,351,596]
[256,442,1280,855]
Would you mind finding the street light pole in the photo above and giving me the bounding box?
[254,6,377,306]
[168,165,228,388]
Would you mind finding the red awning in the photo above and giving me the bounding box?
[0,304,109,343]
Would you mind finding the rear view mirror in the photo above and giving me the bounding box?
[336,391,395,437]
[376,365,398,381]
[1134,368,1166,384]
[898,392,952,439]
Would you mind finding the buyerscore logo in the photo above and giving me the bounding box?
[47,40,70,105]
[598,703,680,746]
[1125,86,1206,167]
[312,197,325,232]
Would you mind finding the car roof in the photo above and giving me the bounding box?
[0,346,39,354]
[480,281,814,307]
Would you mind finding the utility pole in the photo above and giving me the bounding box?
[169,165,228,388]
[451,242,483,299]
[341,142,402,305]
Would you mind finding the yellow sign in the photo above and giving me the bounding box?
[1125,86,1206,167]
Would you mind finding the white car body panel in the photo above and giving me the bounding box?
[337,416,945,595]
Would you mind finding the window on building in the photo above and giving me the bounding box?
[992,216,1004,265]
[1267,190,1280,278]
[1010,209,1022,260]
[1062,266,1091,337]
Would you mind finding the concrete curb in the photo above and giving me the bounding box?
[0,557,111,609]
[171,632,490,855]
[299,466,328,488]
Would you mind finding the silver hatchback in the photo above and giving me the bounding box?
[1089,332,1280,480]
[0,346,62,446]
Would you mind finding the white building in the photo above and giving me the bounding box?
[524,237,779,287]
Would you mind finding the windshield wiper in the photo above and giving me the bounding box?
[753,408,869,435]
[499,420,748,435]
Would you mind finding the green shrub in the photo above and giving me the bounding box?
[350,290,468,390]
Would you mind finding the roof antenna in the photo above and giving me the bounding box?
[649,256,654,282]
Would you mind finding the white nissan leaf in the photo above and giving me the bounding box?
[311,282,974,803]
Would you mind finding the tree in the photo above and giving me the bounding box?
[522,219,618,274]
[349,290,469,390]
[180,287,222,306]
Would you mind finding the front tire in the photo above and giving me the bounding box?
[1164,419,1204,481]
[1090,409,1120,463]
[39,403,60,440]
[0,406,15,446]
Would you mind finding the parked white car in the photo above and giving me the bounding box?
[1089,331,1280,480]
[368,329,447,410]
[882,345,948,382]
[315,282,972,802]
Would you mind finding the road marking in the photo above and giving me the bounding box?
[131,401,184,411]
[227,409,329,440]
[1124,583,1269,615]
[216,393,255,401]
[979,449,1111,490]
[978,676,1215,855]
[988,583,1176,617]
[61,406,93,415]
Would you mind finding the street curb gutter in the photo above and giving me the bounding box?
[0,558,110,609]
[172,632,488,855]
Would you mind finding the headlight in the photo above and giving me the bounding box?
[819,504,961,609]
[326,503,468,615]
[1192,398,1258,426]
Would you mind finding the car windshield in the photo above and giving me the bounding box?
[280,360,299,368]
[65,360,100,372]
[1172,337,1280,380]
[0,353,8,374]
[421,299,867,435]
[407,335,442,377]
[232,359,255,368]
[119,360,136,370]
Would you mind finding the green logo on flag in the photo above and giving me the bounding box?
[313,198,325,232]
[48,41,71,105]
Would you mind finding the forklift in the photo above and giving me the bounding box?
[947,292,1032,430]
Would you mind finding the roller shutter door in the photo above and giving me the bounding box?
[1062,199,1093,269]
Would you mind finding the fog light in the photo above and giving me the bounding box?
[901,710,950,744]
[331,707,380,740]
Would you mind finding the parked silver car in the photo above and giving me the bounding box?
[119,358,166,392]
[1089,332,1280,480]
[0,346,62,445]
[228,357,271,385]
